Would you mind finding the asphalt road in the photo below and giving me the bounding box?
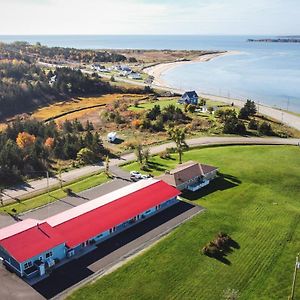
[2,136,299,203]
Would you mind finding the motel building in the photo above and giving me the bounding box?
[0,179,180,282]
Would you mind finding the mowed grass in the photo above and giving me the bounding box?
[0,172,108,214]
[69,145,300,300]
[129,97,232,112]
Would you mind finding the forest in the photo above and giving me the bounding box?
[0,59,112,118]
[0,118,107,185]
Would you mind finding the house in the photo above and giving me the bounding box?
[128,72,142,80]
[0,179,180,281]
[48,75,56,86]
[107,131,117,143]
[157,161,218,192]
[178,91,199,105]
[120,65,132,72]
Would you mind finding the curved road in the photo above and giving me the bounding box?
[2,136,299,203]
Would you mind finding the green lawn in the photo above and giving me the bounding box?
[69,145,300,300]
[129,98,181,111]
[0,172,109,214]
[129,97,232,112]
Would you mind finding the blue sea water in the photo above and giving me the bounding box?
[1,35,300,112]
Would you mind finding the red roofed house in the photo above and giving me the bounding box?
[158,161,218,192]
[0,179,180,280]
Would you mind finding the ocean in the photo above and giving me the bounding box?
[1,35,300,113]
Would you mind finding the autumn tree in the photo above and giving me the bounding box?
[44,137,55,150]
[16,132,36,149]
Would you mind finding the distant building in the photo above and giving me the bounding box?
[0,179,180,281]
[107,132,117,143]
[128,72,142,80]
[158,161,218,192]
[178,91,199,105]
[120,65,132,72]
[48,75,56,86]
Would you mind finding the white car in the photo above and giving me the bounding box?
[130,171,142,179]
[141,174,151,179]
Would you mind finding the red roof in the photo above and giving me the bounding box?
[0,222,65,263]
[54,180,180,248]
[0,180,180,262]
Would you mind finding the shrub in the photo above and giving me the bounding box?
[159,151,171,159]
[259,122,273,136]
[248,118,258,130]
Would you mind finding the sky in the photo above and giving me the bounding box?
[0,0,299,35]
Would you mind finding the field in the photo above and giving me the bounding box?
[69,145,300,300]
[31,94,145,122]
[129,97,229,112]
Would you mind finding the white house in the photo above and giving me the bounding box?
[107,132,117,143]
[129,72,142,80]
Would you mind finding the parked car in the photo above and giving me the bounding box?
[130,171,142,180]
[141,174,151,179]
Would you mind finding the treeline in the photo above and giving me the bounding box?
[0,60,111,118]
[0,41,127,63]
[0,119,107,185]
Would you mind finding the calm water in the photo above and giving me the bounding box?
[1,35,300,112]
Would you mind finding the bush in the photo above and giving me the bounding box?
[259,122,273,136]
[248,118,258,130]
[159,151,171,159]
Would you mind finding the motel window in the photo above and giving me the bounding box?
[45,251,53,259]
[24,261,33,269]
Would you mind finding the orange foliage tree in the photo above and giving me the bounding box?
[16,132,36,149]
[44,137,55,149]
[131,119,142,128]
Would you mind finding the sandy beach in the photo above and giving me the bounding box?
[144,51,239,87]
[142,52,300,132]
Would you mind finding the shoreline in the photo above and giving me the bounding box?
[144,51,239,87]
[143,51,300,131]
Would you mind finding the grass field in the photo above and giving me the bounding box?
[0,172,108,214]
[69,145,300,300]
[129,97,230,112]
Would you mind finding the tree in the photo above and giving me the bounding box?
[76,148,96,165]
[259,122,273,136]
[168,127,188,164]
[134,144,144,165]
[90,132,104,156]
[238,100,257,119]
[223,116,246,135]
[248,118,258,130]
[104,155,110,178]
[143,147,150,164]
[238,107,249,119]
[146,105,161,120]
[44,137,55,150]
[16,132,36,149]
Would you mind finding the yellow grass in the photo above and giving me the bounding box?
[31,94,145,121]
